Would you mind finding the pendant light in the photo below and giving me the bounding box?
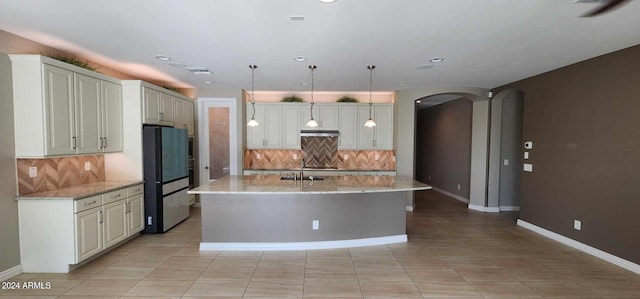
[306,65,319,128]
[247,64,259,127]
[364,65,377,127]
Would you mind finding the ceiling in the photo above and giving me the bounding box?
[1,0,640,94]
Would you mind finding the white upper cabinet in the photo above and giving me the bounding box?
[245,102,394,151]
[101,81,124,152]
[282,104,301,149]
[246,103,283,149]
[142,85,193,129]
[174,98,195,136]
[143,87,161,124]
[301,104,339,130]
[43,64,76,156]
[159,93,174,126]
[338,105,358,149]
[357,104,394,150]
[75,73,102,154]
[10,55,123,157]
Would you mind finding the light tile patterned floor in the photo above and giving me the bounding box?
[2,190,640,298]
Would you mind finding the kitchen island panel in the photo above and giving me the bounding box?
[200,192,406,247]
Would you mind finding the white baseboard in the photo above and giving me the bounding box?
[432,187,469,204]
[468,204,500,213]
[406,205,414,212]
[0,265,22,281]
[500,205,520,211]
[517,219,640,275]
[200,235,407,251]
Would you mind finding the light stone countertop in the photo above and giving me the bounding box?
[16,180,144,200]
[189,175,431,195]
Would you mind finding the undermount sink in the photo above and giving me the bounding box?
[280,176,324,181]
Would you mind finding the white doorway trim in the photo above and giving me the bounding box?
[197,98,238,185]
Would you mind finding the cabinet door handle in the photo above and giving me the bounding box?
[99,210,103,224]
[104,137,108,148]
[72,137,77,149]
[159,112,164,121]
[111,194,121,199]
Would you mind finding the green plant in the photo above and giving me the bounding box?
[337,96,358,103]
[46,54,98,72]
[163,86,185,95]
[281,95,304,102]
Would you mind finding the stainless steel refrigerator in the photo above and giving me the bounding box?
[142,126,190,233]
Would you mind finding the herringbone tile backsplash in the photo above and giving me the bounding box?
[301,136,338,168]
[17,155,105,196]
[245,149,395,170]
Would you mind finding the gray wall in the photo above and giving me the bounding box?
[498,92,524,208]
[0,52,20,274]
[395,87,488,209]
[415,99,472,199]
[496,44,640,264]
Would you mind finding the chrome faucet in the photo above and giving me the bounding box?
[300,159,306,180]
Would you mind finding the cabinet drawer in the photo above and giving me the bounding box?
[75,195,101,213]
[102,188,126,204]
[127,184,144,197]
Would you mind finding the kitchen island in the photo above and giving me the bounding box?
[188,175,431,250]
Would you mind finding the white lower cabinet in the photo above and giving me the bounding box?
[102,199,127,249]
[74,205,103,263]
[18,184,144,273]
[127,194,145,234]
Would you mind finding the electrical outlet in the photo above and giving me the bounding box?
[293,153,298,160]
[392,156,396,162]
[523,163,533,172]
[344,154,349,160]
[84,161,91,171]
[29,167,37,178]
[256,153,261,159]
[312,220,319,230]
[574,220,582,231]
[524,152,529,160]
[375,154,380,160]
[457,184,461,190]
[503,159,509,166]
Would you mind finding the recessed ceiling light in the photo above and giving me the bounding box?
[416,64,434,70]
[203,81,213,85]
[299,81,309,85]
[168,62,186,67]
[396,81,408,86]
[294,56,308,62]
[320,0,337,3]
[429,57,444,63]
[155,55,171,61]
[290,16,304,21]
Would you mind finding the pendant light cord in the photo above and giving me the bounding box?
[309,65,317,119]
[368,65,375,119]
[250,65,257,119]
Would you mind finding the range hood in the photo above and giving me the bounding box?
[300,130,340,137]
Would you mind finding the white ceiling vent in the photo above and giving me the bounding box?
[184,67,211,75]
[290,16,305,21]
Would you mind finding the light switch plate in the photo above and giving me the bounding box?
[524,152,529,160]
[523,163,533,172]
[504,159,509,166]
